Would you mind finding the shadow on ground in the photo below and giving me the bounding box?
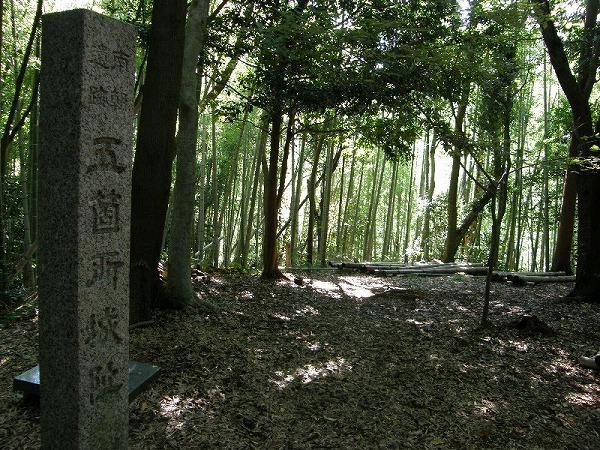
[1,272,599,448]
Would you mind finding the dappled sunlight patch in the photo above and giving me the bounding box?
[473,399,498,418]
[503,305,527,315]
[236,290,254,300]
[336,275,403,299]
[305,341,326,352]
[452,325,465,334]
[294,305,319,316]
[406,318,433,327]
[310,280,342,298]
[476,336,536,356]
[270,313,291,322]
[565,383,600,406]
[338,281,374,298]
[339,275,389,290]
[159,394,207,423]
[278,275,303,288]
[508,340,529,353]
[271,357,352,389]
[544,350,580,377]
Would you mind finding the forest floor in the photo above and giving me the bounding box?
[1,271,599,449]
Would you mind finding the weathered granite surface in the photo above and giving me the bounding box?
[38,9,135,449]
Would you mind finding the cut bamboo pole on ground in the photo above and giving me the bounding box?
[329,261,485,271]
[506,274,576,285]
[328,261,577,283]
[371,266,489,276]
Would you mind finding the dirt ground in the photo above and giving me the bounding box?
[1,271,599,449]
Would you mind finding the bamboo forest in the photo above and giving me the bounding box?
[1,0,600,448]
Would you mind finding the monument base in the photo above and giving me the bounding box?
[14,361,160,402]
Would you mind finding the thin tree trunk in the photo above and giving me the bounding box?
[393,163,405,258]
[364,152,386,260]
[196,118,208,262]
[382,159,398,259]
[415,132,429,245]
[335,152,346,254]
[219,107,250,265]
[318,139,334,266]
[340,145,356,256]
[210,109,220,267]
[403,148,416,263]
[363,149,381,260]
[422,130,436,260]
[349,160,365,259]
[307,131,325,266]
[236,118,251,265]
[290,132,306,266]
[241,116,268,268]
[0,0,42,298]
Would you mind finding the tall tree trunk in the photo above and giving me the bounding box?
[28,37,40,266]
[393,163,405,258]
[482,93,512,325]
[236,118,252,266]
[340,146,357,257]
[382,159,398,259]
[415,132,429,246]
[422,130,436,260]
[210,109,220,267]
[346,161,363,259]
[364,152,385,260]
[318,139,334,266]
[505,87,528,269]
[220,107,249,265]
[307,132,325,266]
[261,108,283,278]
[241,116,268,268]
[335,152,346,254]
[542,55,551,271]
[444,102,467,262]
[532,0,600,285]
[363,149,381,260]
[166,0,210,305]
[129,0,186,323]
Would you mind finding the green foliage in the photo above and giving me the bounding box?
[356,112,419,160]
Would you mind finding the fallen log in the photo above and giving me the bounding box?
[368,262,485,271]
[506,274,576,285]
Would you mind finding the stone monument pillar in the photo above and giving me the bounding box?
[38,9,135,449]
